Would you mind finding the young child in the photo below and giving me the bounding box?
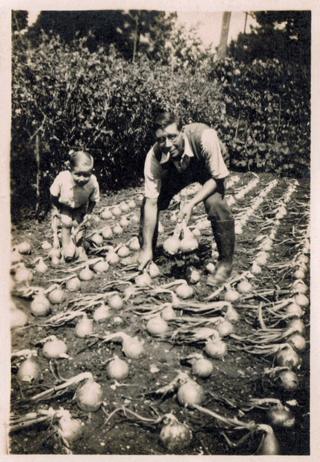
[50,150,100,261]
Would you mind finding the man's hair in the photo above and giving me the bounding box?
[154,111,182,131]
[69,150,94,169]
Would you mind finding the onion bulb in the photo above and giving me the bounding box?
[161,304,176,321]
[224,288,240,303]
[47,287,66,304]
[180,228,198,253]
[100,208,113,220]
[76,379,103,412]
[117,246,130,258]
[120,202,130,213]
[128,237,140,251]
[135,271,152,287]
[17,357,41,383]
[108,294,123,310]
[130,214,139,224]
[288,318,305,334]
[42,337,68,359]
[146,315,168,336]
[106,355,129,380]
[267,404,295,428]
[79,266,94,281]
[286,303,304,318]
[163,236,180,255]
[187,268,201,284]
[49,247,61,260]
[120,216,130,228]
[255,252,268,266]
[177,379,205,406]
[106,249,120,265]
[175,283,194,299]
[14,265,33,284]
[30,293,51,317]
[51,256,61,267]
[11,307,28,328]
[237,279,253,294]
[17,241,32,254]
[63,241,76,259]
[257,425,280,455]
[277,369,299,391]
[191,357,213,378]
[292,280,308,294]
[122,335,144,359]
[111,206,121,216]
[276,345,301,369]
[93,305,112,322]
[159,414,193,451]
[93,260,109,273]
[11,249,22,264]
[35,258,48,274]
[66,276,81,292]
[57,411,83,443]
[90,233,103,246]
[251,262,262,275]
[288,333,306,351]
[294,294,309,308]
[225,305,240,323]
[204,338,227,359]
[101,225,113,239]
[113,224,123,235]
[75,314,93,338]
[216,319,234,337]
[148,262,160,278]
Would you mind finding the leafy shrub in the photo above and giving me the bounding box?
[11,33,310,218]
[209,58,310,177]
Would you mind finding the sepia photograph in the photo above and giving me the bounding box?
[2,0,319,457]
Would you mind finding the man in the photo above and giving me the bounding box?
[138,111,235,285]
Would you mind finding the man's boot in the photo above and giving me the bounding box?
[207,218,235,286]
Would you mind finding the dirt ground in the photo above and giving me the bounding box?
[10,171,310,455]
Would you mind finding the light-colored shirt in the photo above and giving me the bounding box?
[144,126,229,199]
[50,170,100,208]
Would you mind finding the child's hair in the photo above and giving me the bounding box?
[69,150,94,170]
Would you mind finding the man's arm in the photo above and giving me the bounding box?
[178,179,217,224]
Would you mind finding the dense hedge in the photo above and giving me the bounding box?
[210,58,310,176]
[11,33,310,217]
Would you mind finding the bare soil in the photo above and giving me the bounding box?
[10,172,310,455]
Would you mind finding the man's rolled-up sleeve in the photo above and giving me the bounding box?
[144,148,162,199]
[200,129,229,179]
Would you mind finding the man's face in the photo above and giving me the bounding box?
[155,122,184,159]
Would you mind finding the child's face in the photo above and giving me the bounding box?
[71,164,92,186]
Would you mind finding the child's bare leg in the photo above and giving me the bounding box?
[51,211,61,249]
[60,213,76,260]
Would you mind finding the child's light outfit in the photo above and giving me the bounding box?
[50,170,100,227]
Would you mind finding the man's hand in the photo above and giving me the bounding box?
[138,248,153,271]
[178,202,194,225]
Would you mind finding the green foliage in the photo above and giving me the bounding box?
[12,11,28,33]
[11,31,310,217]
[27,10,177,62]
[229,11,311,67]
[11,32,223,215]
[210,57,310,176]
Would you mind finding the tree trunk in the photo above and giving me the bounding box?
[35,133,41,216]
[218,12,231,59]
